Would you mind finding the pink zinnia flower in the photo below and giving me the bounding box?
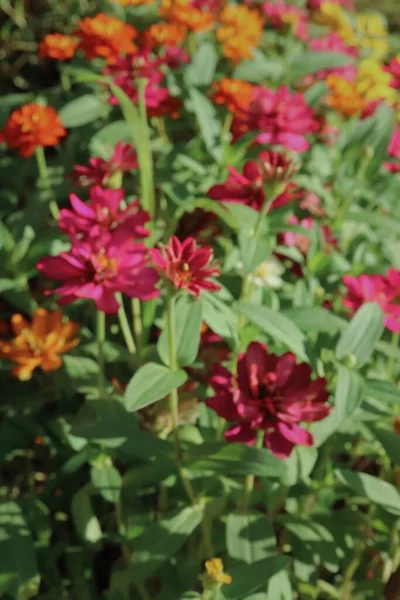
[59,186,150,238]
[206,341,330,458]
[307,33,358,81]
[307,0,354,10]
[232,85,320,152]
[207,158,296,212]
[383,58,400,89]
[71,142,138,187]
[343,269,400,333]
[384,129,400,173]
[263,1,309,42]
[150,236,221,297]
[37,228,159,313]
[279,216,336,257]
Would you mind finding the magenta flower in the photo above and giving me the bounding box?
[279,216,336,256]
[384,129,400,173]
[59,186,150,239]
[231,85,320,152]
[263,1,309,42]
[207,160,295,212]
[206,342,330,458]
[308,33,358,81]
[306,0,354,10]
[343,269,400,333]
[383,58,400,89]
[150,236,221,297]
[37,228,160,313]
[71,142,138,188]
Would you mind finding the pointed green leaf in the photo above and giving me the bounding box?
[336,303,384,367]
[124,362,187,412]
[158,296,203,367]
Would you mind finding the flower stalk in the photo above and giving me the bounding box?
[96,310,106,399]
[35,146,59,220]
[137,78,155,219]
[117,293,137,358]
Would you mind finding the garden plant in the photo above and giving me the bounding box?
[1,0,400,599]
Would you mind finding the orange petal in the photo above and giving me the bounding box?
[11,314,30,336]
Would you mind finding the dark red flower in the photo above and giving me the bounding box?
[206,341,330,458]
[383,58,400,89]
[71,142,138,187]
[150,236,221,296]
[258,149,300,183]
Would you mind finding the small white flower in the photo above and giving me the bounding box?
[250,257,284,289]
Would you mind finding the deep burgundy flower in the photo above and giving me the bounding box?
[206,341,330,458]
[37,228,159,313]
[207,160,295,212]
[59,186,150,238]
[258,149,300,183]
[150,236,221,296]
[343,269,400,333]
[71,142,138,187]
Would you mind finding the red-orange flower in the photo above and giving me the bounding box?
[326,74,366,117]
[143,23,187,47]
[0,103,66,158]
[38,33,78,61]
[217,5,264,63]
[0,309,79,381]
[74,13,137,63]
[211,78,255,112]
[160,0,215,32]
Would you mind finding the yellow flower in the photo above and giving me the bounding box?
[355,14,390,59]
[311,2,353,41]
[356,59,396,103]
[204,558,232,586]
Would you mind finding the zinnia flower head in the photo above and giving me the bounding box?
[59,186,150,239]
[0,103,66,158]
[326,75,366,117]
[307,33,358,81]
[279,216,336,258]
[37,228,159,313]
[383,57,400,89]
[217,4,264,63]
[0,309,79,381]
[355,59,395,104]
[150,236,221,297]
[207,159,295,212]
[160,0,215,32]
[384,129,400,173]
[142,23,187,48]
[343,269,400,333]
[310,2,353,41]
[231,85,319,152]
[71,142,138,188]
[39,33,78,60]
[259,149,300,183]
[204,558,232,587]
[263,1,309,42]
[206,341,330,458]
[354,14,390,59]
[74,13,137,63]
[211,78,255,113]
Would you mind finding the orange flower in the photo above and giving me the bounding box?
[326,74,366,117]
[217,5,264,63]
[0,103,66,158]
[0,309,79,381]
[38,33,78,61]
[160,0,215,32]
[74,13,137,63]
[211,78,255,112]
[143,23,187,47]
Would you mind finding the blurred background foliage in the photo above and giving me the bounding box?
[356,0,400,30]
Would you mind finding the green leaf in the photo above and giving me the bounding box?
[186,42,218,86]
[59,94,104,127]
[71,486,102,543]
[336,303,384,367]
[344,210,400,235]
[91,464,122,503]
[373,427,400,464]
[90,120,132,158]
[158,296,203,367]
[124,362,187,412]
[336,469,400,516]
[0,502,39,597]
[188,88,221,159]
[282,447,318,486]
[226,512,276,565]
[233,50,283,83]
[63,355,99,387]
[266,571,293,600]
[202,292,238,341]
[237,304,307,361]
[365,379,400,405]
[129,506,203,583]
[224,556,288,599]
[282,307,346,334]
[334,366,364,421]
[185,442,285,478]
[289,51,355,80]
[238,232,271,274]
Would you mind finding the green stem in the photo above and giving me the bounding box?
[241,431,264,511]
[96,311,106,399]
[131,298,143,352]
[136,583,152,600]
[35,146,59,220]
[387,332,399,380]
[166,293,197,503]
[60,68,71,93]
[137,78,155,219]
[117,293,136,357]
